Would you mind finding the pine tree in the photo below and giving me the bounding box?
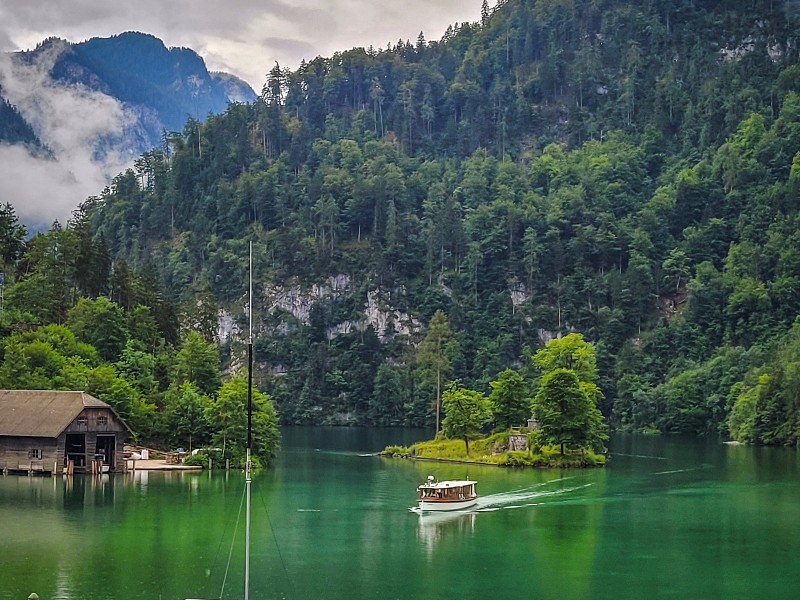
[417,310,454,432]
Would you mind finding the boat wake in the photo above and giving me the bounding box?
[474,482,593,512]
[651,466,711,476]
[612,453,668,461]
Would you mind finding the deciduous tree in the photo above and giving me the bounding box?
[489,368,530,430]
[206,376,280,467]
[441,383,493,456]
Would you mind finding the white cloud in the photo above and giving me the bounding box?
[0,43,133,229]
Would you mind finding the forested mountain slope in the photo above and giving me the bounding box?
[6,0,800,445]
[0,92,42,149]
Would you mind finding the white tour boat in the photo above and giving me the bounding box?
[417,476,478,512]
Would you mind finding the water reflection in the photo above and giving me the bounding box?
[0,472,122,511]
[132,468,149,488]
[64,472,116,510]
[416,510,476,554]
[4,431,800,600]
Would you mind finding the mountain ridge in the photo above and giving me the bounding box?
[0,31,256,156]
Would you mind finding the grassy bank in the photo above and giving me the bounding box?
[382,432,606,468]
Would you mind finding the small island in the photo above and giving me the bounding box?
[383,333,608,468]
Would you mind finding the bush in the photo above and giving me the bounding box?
[183,453,208,468]
[182,448,225,469]
[500,451,536,467]
[382,445,409,457]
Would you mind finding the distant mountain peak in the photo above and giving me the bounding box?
[2,31,257,153]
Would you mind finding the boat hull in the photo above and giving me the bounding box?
[418,497,478,512]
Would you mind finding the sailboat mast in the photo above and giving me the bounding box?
[245,241,253,600]
[248,243,253,452]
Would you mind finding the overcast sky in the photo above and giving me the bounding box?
[0,0,483,91]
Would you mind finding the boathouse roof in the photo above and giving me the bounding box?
[0,390,119,437]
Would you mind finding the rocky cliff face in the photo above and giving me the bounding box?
[218,274,552,347]
[218,274,421,344]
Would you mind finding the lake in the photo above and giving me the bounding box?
[2,428,799,600]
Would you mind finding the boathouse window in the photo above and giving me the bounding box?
[28,449,42,459]
[97,416,107,425]
[77,416,88,426]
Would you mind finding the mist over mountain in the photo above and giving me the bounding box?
[0,31,256,230]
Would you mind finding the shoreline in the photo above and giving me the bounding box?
[126,459,203,471]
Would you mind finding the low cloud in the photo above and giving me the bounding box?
[0,43,133,230]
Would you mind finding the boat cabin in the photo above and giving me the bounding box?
[418,479,477,502]
[417,476,478,511]
[0,390,131,474]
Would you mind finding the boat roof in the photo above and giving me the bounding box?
[418,480,476,489]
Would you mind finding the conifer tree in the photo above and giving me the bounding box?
[417,310,453,432]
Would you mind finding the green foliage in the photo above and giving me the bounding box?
[175,331,221,397]
[655,346,758,435]
[67,297,128,362]
[402,435,605,467]
[417,310,454,431]
[181,452,209,468]
[85,364,156,438]
[206,376,280,467]
[369,364,406,426]
[533,333,598,384]
[489,368,531,430]
[727,320,800,445]
[441,383,493,455]
[115,341,159,398]
[381,445,410,457]
[530,335,607,453]
[499,451,538,467]
[533,368,605,454]
[0,99,41,147]
[0,325,98,389]
[726,375,767,443]
[0,203,27,269]
[408,435,505,463]
[498,447,606,468]
[181,447,226,469]
[162,381,212,451]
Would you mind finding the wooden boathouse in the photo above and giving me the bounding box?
[0,390,131,474]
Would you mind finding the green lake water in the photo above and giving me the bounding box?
[2,428,799,600]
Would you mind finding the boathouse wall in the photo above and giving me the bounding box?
[0,435,60,473]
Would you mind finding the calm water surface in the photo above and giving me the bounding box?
[2,429,799,600]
